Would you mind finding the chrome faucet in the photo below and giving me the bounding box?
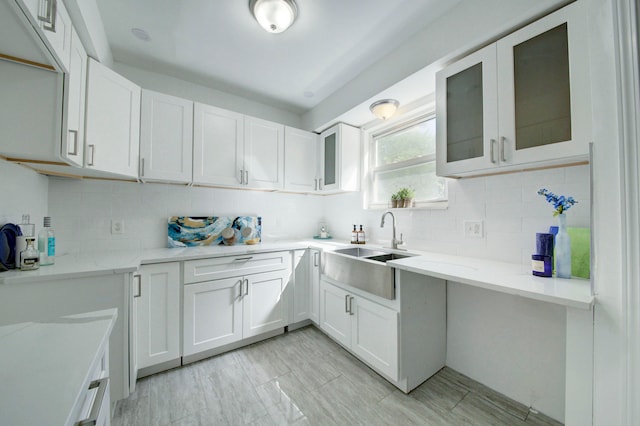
[380,211,404,250]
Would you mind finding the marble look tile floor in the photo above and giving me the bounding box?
[113,326,562,426]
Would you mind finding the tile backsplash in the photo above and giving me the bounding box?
[48,179,324,255]
[45,164,589,266]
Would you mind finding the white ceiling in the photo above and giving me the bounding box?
[95,0,460,114]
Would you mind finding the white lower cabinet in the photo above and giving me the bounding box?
[320,280,399,380]
[309,249,321,324]
[291,250,310,324]
[136,263,181,371]
[183,276,243,355]
[183,267,290,357]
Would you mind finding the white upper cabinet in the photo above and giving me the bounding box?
[284,126,319,192]
[436,1,590,177]
[193,106,284,190]
[193,103,244,186]
[16,0,72,71]
[60,27,86,167]
[244,116,285,190]
[140,90,193,183]
[85,58,141,178]
[319,123,360,193]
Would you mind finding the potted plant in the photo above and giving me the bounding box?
[391,192,400,208]
[397,187,415,208]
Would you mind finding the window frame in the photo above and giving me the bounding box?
[365,110,448,210]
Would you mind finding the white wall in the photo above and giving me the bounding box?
[113,62,303,129]
[47,178,324,255]
[0,161,48,228]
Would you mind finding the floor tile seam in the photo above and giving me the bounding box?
[454,391,528,424]
[468,389,529,421]
[447,388,472,412]
[287,364,336,393]
[334,370,395,404]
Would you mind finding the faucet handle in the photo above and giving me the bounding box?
[398,233,405,246]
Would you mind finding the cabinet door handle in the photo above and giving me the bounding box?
[38,0,53,24]
[313,251,319,267]
[41,0,57,32]
[500,137,507,162]
[349,296,355,315]
[240,169,244,184]
[133,275,141,298]
[244,278,249,296]
[140,158,145,177]
[490,139,497,164]
[87,144,96,166]
[345,295,350,313]
[234,256,253,261]
[77,377,109,426]
[245,170,249,185]
[318,178,323,190]
[67,130,78,156]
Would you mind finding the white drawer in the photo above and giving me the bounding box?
[184,251,290,283]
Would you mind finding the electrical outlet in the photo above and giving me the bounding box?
[111,219,125,235]
[464,220,483,238]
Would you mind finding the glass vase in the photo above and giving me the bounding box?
[555,213,572,278]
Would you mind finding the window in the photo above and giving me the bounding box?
[369,115,447,208]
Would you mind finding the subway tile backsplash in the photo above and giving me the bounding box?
[45,164,590,267]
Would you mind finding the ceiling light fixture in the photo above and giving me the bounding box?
[370,99,400,120]
[249,0,298,34]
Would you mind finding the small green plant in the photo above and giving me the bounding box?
[397,187,414,200]
[391,192,400,201]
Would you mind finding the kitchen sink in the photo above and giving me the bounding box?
[366,253,412,263]
[322,248,415,300]
[333,247,387,258]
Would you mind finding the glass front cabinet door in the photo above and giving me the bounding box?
[436,1,590,177]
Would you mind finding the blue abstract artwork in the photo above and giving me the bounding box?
[168,216,262,248]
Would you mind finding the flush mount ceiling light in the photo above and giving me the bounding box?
[370,99,400,120]
[249,0,298,34]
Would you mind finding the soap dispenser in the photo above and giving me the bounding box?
[358,225,366,245]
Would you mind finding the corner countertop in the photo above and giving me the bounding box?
[0,239,594,310]
[386,252,594,310]
[0,308,117,426]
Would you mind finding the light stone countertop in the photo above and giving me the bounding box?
[0,308,117,426]
[0,239,594,309]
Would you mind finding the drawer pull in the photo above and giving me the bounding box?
[76,377,108,426]
[133,275,141,298]
[234,256,253,261]
[244,278,249,296]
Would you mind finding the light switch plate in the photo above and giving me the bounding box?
[464,220,483,238]
[111,219,124,235]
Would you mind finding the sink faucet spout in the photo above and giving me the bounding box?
[380,211,403,250]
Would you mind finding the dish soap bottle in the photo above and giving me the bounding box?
[38,216,55,265]
[351,225,358,244]
[20,237,39,270]
[358,225,366,245]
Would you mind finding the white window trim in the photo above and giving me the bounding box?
[363,102,448,210]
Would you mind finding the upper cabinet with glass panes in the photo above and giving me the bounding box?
[435,1,591,178]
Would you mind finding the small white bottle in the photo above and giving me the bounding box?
[38,216,55,266]
[20,238,40,270]
[15,214,35,267]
